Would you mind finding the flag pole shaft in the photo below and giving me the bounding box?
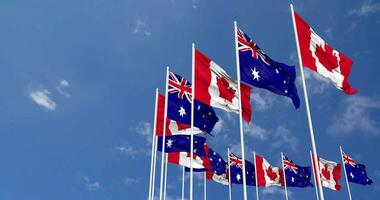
[164,154,168,200]
[204,172,207,200]
[149,89,159,200]
[290,4,324,200]
[310,150,320,200]
[340,146,353,200]
[182,166,185,200]
[190,43,195,200]
[254,151,259,200]
[281,152,289,200]
[234,20,248,200]
[159,67,170,200]
[228,148,232,200]
[152,136,158,200]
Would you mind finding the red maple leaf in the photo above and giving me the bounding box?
[217,77,236,103]
[321,164,330,180]
[266,166,278,181]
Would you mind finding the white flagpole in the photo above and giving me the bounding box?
[233,20,248,200]
[152,136,158,200]
[254,151,259,200]
[159,67,170,200]
[182,166,185,200]
[190,43,195,200]
[281,152,289,200]
[290,4,324,200]
[164,154,168,200]
[228,148,232,200]
[149,89,159,200]
[340,146,353,200]
[310,150,320,200]
[204,172,207,200]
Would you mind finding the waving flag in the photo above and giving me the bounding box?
[237,27,300,108]
[294,12,357,94]
[155,93,203,136]
[282,155,313,188]
[342,151,373,185]
[229,153,256,185]
[157,135,206,156]
[167,152,209,170]
[194,49,252,122]
[255,154,284,187]
[318,157,342,190]
[167,72,219,133]
[204,145,229,185]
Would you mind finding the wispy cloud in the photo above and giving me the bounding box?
[132,19,152,37]
[83,176,100,191]
[272,126,298,152]
[328,96,380,135]
[213,118,224,135]
[244,123,270,140]
[56,79,71,97]
[123,176,139,185]
[136,121,153,144]
[251,91,275,111]
[302,69,330,94]
[115,144,137,158]
[349,1,380,16]
[29,89,57,111]
[261,187,292,198]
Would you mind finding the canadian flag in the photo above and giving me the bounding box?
[318,157,342,191]
[167,152,209,170]
[194,49,252,122]
[294,12,357,95]
[155,93,203,136]
[255,154,284,187]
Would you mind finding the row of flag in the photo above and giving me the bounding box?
[156,135,373,189]
[148,5,369,200]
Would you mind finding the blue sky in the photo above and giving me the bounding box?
[0,0,380,199]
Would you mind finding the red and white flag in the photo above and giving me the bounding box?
[194,49,252,122]
[255,154,284,187]
[155,93,203,136]
[294,12,357,94]
[318,157,342,191]
[167,152,209,170]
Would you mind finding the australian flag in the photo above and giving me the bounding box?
[343,151,373,185]
[283,155,313,187]
[167,71,219,133]
[237,27,300,108]
[157,135,207,157]
[229,153,255,185]
[185,145,227,174]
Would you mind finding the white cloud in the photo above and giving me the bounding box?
[29,89,57,111]
[328,96,380,135]
[272,126,298,152]
[302,69,330,94]
[136,121,153,144]
[251,91,275,111]
[213,119,224,135]
[123,176,139,185]
[349,1,380,16]
[261,187,292,198]
[132,19,152,37]
[83,176,100,191]
[115,144,137,158]
[56,79,71,97]
[244,123,270,140]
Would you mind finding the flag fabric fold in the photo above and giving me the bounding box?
[318,157,342,191]
[167,152,209,170]
[255,154,284,187]
[282,155,313,188]
[342,151,373,185]
[167,71,219,133]
[155,93,203,136]
[237,26,300,108]
[194,49,252,122]
[229,153,256,185]
[156,135,206,157]
[294,12,357,94]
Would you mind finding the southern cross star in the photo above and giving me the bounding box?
[178,106,186,117]
[166,139,173,148]
[251,68,260,81]
[236,173,241,181]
